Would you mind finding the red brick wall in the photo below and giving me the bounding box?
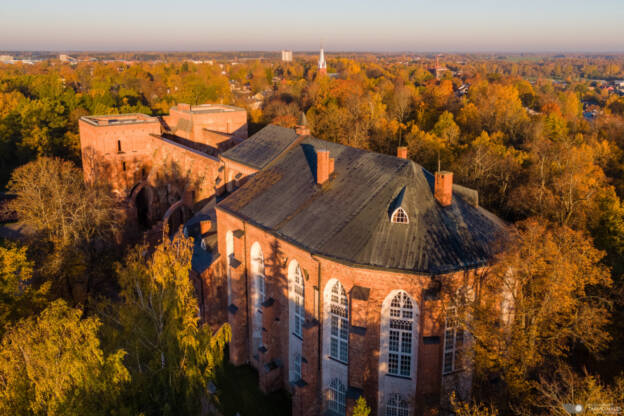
[79,119,161,195]
[212,207,481,416]
[167,106,248,145]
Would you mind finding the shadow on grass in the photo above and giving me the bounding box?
[215,353,291,416]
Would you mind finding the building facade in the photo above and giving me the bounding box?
[79,106,505,416]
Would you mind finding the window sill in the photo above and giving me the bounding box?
[385,373,412,381]
[327,355,348,366]
[442,368,466,376]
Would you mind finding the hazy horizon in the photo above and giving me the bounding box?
[1,0,623,53]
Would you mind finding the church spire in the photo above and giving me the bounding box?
[318,45,327,75]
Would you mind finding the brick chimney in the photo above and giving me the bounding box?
[178,103,191,111]
[397,146,408,159]
[316,150,330,185]
[434,171,453,206]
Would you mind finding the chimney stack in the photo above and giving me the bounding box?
[434,171,453,207]
[397,146,408,159]
[178,103,191,111]
[316,150,331,185]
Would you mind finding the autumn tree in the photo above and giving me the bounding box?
[8,157,122,301]
[509,138,607,228]
[352,396,371,416]
[0,300,129,416]
[450,392,499,416]
[454,131,527,212]
[101,232,230,415]
[0,241,49,336]
[452,219,612,409]
[530,366,624,416]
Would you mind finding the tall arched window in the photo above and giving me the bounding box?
[329,280,348,363]
[386,393,409,416]
[225,231,234,306]
[250,242,265,357]
[288,260,305,382]
[388,292,414,377]
[379,290,418,416]
[328,378,346,416]
[290,262,305,337]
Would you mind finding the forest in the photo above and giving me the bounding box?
[1,53,624,415]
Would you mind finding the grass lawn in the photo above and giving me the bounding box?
[215,356,291,416]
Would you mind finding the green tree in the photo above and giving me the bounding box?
[0,300,129,416]
[103,232,230,415]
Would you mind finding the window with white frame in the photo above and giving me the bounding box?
[250,243,265,355]
[293,351,302,381]
[328,378,346,416]
[443,307,464,375]
[225,231,234,306]
[292,264,305,337]
[386,393,409,416]
[329,281,349,363]
[388,291,414,377]
[391,207,409,224]
[289,261,305,383]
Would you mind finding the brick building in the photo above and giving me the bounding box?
[79,106,506,416]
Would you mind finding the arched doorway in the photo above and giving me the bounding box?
[136,186,150,229]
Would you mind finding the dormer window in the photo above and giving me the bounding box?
[391,207,409,224]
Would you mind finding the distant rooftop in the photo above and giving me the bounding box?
[171,103,245,114]
[80,113,158,126]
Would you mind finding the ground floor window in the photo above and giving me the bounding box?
[386,393,409,416]
[293,352,302,381]
[328,378,346,416]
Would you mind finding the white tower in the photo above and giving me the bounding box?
[318,47,327,75]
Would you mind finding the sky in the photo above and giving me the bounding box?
[1,0,623,53]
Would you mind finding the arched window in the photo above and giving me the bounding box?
[329,280,348,363]
[388,291,414,377]
[225,231,234,306]
[250,242,265,357]
[290,262,305,337]
[288,260,305,382]
[379,291,418,416]
[328,378,346,416]
[391,207,409,224]
[443,307,464,375]
[386,393,409,416]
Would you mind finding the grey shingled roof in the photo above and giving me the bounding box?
[218,132,506,275]
[220,125,299,170]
